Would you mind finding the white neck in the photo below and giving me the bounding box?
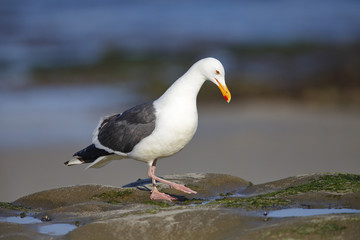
[155,66,206,107]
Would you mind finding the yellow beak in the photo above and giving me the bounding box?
[216,79,231,103]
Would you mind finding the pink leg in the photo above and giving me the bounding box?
[148,159,197,201]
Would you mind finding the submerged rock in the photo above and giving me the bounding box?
[1,172,359,240]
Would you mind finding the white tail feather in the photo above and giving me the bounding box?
[86,155,123,169]
[65,158,84,166]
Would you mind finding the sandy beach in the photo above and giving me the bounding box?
[1,101,360,202]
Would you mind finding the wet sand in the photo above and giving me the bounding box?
[1,101,360,202]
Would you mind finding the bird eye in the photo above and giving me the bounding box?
[216,70,220,75]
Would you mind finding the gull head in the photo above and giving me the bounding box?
[196,57,231,103]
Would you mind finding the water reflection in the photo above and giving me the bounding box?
[0,215,77,236]
[38,223,77,236]
[268,208,360,218]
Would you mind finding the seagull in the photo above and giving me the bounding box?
[65,57,231,201]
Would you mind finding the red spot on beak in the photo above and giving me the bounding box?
[224,95,229,101]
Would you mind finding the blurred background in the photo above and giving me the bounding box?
[1,0,360,202]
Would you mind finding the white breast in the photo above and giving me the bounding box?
[128,63,207,163]
[128,100,198,163]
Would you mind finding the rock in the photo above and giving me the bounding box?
[14,173,249,210]
[14,185,123,210]
[240,214,360,240]
[125,173,250,199]
[1,172,359,240]
[0,222,37,240]
[213,172,360,210]
[64,208,257,240]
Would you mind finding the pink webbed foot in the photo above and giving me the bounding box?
[150,187,177,201]
[168,182,197,194]
[147,159,197,201]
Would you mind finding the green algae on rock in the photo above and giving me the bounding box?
[0,202,30,212]
[270,173,360,196]
[2,173,360,240]
[145,201,172,208]
[212,196,290,209]
[257,215,360,240]
[13,185,128,210]
[92,189,134,204]
[251,173,360,201]
[156,173,250,199]
[211,173,360,209]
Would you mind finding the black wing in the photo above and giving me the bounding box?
[96,101,156,153]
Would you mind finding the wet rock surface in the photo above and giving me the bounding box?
[1,172,359,240]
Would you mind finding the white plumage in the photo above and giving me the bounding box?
[66,57,231,201]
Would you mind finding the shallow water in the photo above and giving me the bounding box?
[0,215,77,236]
[268,208,360,218]
[2,0,360,88]
[0,215,42,224]
[38,223,77,236]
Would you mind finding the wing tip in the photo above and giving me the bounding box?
[64,158,84,166]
